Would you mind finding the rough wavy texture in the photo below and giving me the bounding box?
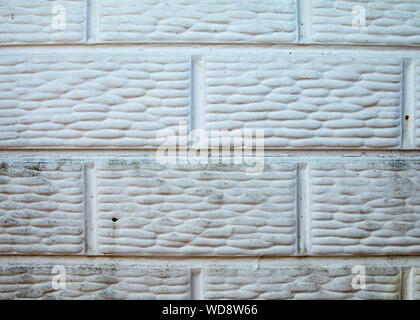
[98,0,297,43]
[204,55,402,149]
[0,160,84,255]
[0,0,86,44]
[204,266,401,299]
[0,264,191,299]
[310,161,420,255]
[96,159,297,256]
[311,0,420,46]
[0,54,190,148]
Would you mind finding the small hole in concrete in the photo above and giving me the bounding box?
[112,217,118,222]
[405,115,409,120]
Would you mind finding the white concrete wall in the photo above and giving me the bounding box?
[0,0,420,300]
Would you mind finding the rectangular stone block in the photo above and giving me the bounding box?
[310,161,420,255]
[0,54,191,148]
[0,0,86,44]
[311,0,420,46]
[98,0,297,43]
[96,159,297,256]
[0,160,84,255]
[0,264,191,299]
[204,266,401,299]
[204,55,402,149]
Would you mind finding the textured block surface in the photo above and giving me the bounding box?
[98,0,297,43]
[0,264,191,299]
[204,266,401,299]
[0,54,191,148]
[310,161,420,255]
[0,160,84,255]
[96,159,297,256]
[0,0,419,301]
[204,55,402,148]
[311,0,420,45]
[0,0,86,44]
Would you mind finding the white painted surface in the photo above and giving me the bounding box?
[0,54,191,148]
[310,160,420,255]
[0,264,191,299]
[96,159,297,256]
[204,266,401,299]
[204,54,402,148]
[0,160,84,255]
[0,0,86,44]
[311,0,420,45]
[0,0,419,300]
[97,0,298,43]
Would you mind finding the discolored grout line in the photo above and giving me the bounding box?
[1,149,420,156]
[190,268,204,300]
[401,267,415,300]
[1,255,420,266]
[297,0,311,44]
[86,0,98,43]
[0,42,419,51]
[297,163,310,256]
[83,161,97,255]
[402,58,415,150]
[190,55,204,133]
